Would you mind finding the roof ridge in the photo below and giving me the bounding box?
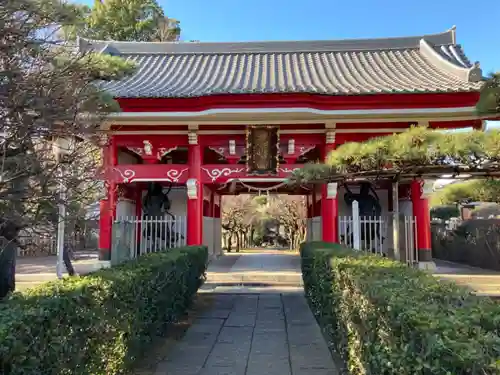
[78,29,457,55]
[78,29,455,46]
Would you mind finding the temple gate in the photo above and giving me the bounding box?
[87,27,489,269]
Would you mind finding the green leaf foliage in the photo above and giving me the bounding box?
[431,179,500,206]
[301,241,500,375]
[477,73,500,115]
[291,127,500,183]
[64,0,181,42]
[0,245,208,375]
[430,205,460,220]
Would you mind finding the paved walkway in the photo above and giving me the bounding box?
[152,251,338,375]
[433,258,500,296]
[15,253,109,291]
[200,252,303,294]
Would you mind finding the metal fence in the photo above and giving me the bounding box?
[17,221,99,257]
[339,215,388,255]
[112,215,187,264]
[338,201,418,265]
[402,216,418,265]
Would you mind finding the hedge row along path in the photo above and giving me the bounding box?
[141,251,340,375]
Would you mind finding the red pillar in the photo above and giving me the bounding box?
[411,179,432,262]
[187,135,203,246]
[99,137,117,261]
[98,198,110,252]
[321,136,339,243]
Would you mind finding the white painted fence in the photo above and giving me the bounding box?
[112,215,187,264]
[402,216,418,265]
[338,200,418,265]
[339,215,388,255]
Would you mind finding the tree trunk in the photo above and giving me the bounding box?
[250,227,255,247]
[0,240,17,300]
[236,233,240,252]
[63,245,76,276]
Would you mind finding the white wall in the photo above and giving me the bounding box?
[399,200,413,216]
[166,187,187,217]
[306,218,313,241]
[213,217,222,256]
[116,199,136,219]
[311,217,322,241]
[203,217,214,256]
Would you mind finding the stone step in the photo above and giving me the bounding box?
[206,272,303,285]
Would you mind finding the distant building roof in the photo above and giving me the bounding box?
[78,27,484,98]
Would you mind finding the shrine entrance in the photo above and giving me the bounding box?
[107,122,421,266]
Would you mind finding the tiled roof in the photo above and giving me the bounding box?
[78,28,484,98]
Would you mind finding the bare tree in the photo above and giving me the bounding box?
[0,0,134,299]
[221,194,307,251]
[266,195,307,250]
[221,195,259,252]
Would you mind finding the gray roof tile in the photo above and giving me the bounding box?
[78,28,484,98]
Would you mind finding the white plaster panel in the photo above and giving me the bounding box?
[312,216,322,241]
[164,187,188,217]
[306,218,313,241]
[399,200,413,216]
[213,218,222,256]
[203,217,214,256]
[116,199,136,219]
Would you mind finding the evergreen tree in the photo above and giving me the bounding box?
[0,0,135,299]
[63,0,181,42]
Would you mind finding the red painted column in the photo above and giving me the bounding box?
[99,137,117,260]
[98,198,110,253]
[411,179,432,262]
[187,133,203,245]
[321,132,339,243]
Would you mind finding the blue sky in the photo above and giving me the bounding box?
[78,0,499,126]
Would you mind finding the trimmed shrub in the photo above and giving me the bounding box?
[301,241,500,375]
[432,220,500,270]
[0,245,208,375]
[430,205,460,221]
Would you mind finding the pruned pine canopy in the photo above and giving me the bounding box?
[477,72,500,115]
[290,127,500,184]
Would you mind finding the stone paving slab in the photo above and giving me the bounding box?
[155,293,338,375]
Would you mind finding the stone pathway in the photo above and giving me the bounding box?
[155,293,338,375]
[433,259,500,296]
[149,251,338,375]
[15,253,109,291]
[200,252,303,293]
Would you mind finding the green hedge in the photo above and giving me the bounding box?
[300,241,500,375]
[0,245,208,375]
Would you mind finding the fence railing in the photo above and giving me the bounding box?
[17,223,98,257]
[402,216,418,265]
[112,215,187,263]
[339,215,388,255]
[338,201,418,265]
